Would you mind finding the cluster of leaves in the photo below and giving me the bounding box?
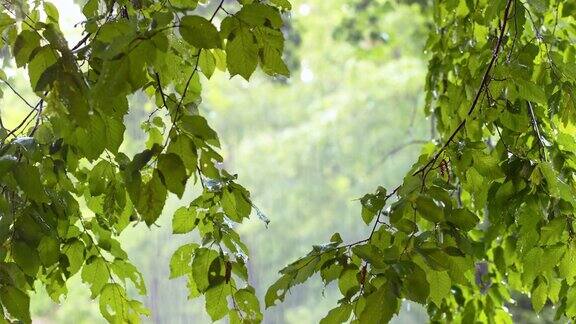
[0,0,290,322]
[268,0,576,323]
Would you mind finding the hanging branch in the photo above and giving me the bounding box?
[413,0,514,180]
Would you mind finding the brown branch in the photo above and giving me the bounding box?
[71,32,91,51]
[173,0,225,115]
[163,0,226,150]
[413,0,514,178]
[209,0,225,22]
[154,72,169,109]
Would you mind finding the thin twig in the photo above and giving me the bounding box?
[29,99,44,136]
[196,166,206,189]
[71,32,91,51]
[154,72,169,109]
[0,79,37,110]
[367,186,400,241]
[1,99,43,144]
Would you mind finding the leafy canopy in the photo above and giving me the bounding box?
[1,0,576,323]
[266,0,576,323]
[0,0,288,322]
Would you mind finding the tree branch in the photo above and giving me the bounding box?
[414,0,514,178]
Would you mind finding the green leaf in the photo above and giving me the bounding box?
[261,45,290,76]
[157,153,188,198]
[14,163,49,203]
[361,205,377,224]
[13,31,40,68]
[89,160,114,196]
[99,284,129,322]
[179,115,219,143]
[446,208,479,231]
[420,248,450,270]
[531,278,548,313]
[172,206,197,234]
[38,236,59,267]
[567,287,576,317]
[516,79,547,106]
[111,260,147,295]
[404,264,430,304]
[320,303,352,324]
[103,116,125,153]
[416,195,444,223]
[358,281,398,324]
[522,247,564,287]
[64,239,86,275]
[426,270,451,307]
[226,27,258,80]
[82,0,98,16]
[81,257,110,298]
[44,2,60,22]
[526,0,547,13]
[222,187,240,221]
[236,4,283,28]
[0,286,30,323]
[0,12,13,34]
[447,256,474,285]
[270,0,292,10]
[352,244,386,269]
[234,288,262,321]
[338,268,358,298]
[136,170,167,226]
[265,274,293,307]
[199,50,216,78]
[167,135,198,172]
[221,185,252,222]
[0,155,17,179]
[180,16,221,49]
[254,27,289,77]
[539,217,566,246]
[360,190,386,224]
[27,46,58,92]
[12,241,41,276]
[170,0,198,9]
[205,283,229,321]
[559,244,576,285]
[170,243,198,279]
[192,248,220,292]
[231,184,252,218]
